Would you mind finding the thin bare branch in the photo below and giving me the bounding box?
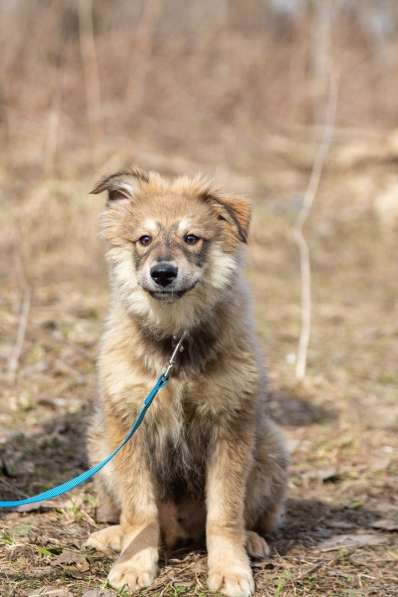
[293,72,338,380]
[78,0,102,150]
[7,287,32,385]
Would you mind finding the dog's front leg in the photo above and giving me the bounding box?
[206,422,255,597]
[107,428,159,592]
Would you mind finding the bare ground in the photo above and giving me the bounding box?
[0,137,397,596]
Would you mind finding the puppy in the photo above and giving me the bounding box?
[85,168,288,597]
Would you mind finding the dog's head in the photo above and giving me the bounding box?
[92,167,251,331]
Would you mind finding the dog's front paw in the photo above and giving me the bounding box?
[84,525,123,554]
[108,549,158,592]
[208,564,255,597]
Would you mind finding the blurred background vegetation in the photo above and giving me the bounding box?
[1,0,398,167]
[2,0,398,282]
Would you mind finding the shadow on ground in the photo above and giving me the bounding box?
[268,389,337,427]
[0,409,89,506]
[272,498,381,555]
[1,386,335,506]
[0,390,380,565]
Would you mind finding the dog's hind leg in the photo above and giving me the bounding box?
[160,497,206,550]
[245,418,288,556]
[84,475,123,554]
[245,530,270,559]
[95,475,121,524]
[86,414,121,524]
[85,524,124,554]
[85,416,123,553]
[159,500,188,549]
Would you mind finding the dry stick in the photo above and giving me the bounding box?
[312,1,333,125]
[7,287,32,384]
[293,73,338,380]
[78,0,101,153]
[43,102,60,176]
[125,0,163,115]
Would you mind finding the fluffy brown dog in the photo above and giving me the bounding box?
[85,168,288,597]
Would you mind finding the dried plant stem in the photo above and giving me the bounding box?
[312,0,333,124]
[78,0,101,150]
[44,102,60,175]
[125,0,163,114]
[293,73,338,380]
[7,288,32,384]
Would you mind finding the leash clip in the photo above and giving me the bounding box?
[163,332,186,381]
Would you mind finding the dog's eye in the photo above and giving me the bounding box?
[184,234,200,245]
[138,235,152,247]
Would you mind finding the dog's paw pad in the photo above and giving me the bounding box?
[108,560,157,591]
[246,530,270,559]
[208,567,255,597]
[84,525,123,554]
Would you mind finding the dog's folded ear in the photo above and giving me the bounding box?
[202,190,251,244]
[91,167,150,203]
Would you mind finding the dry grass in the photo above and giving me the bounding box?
[2,0,398,178]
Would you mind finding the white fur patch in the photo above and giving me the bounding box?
[207,245,238,291]
[177,218,193,234]
[142,219,160,234]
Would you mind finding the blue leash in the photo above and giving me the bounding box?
[0,334,186,509]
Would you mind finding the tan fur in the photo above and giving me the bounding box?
[86,168,288,597]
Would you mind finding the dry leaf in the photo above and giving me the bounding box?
[83,589,115,597]
[29,589,74,597]
[53,549,90,572]
[318,533,386,552]
[326,520,356,530]
[371,519,398,532]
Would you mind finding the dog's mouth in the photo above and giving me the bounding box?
[149,289,187,302]
[147,282,198,302]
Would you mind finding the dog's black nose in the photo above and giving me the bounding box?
[150,262,178,287]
